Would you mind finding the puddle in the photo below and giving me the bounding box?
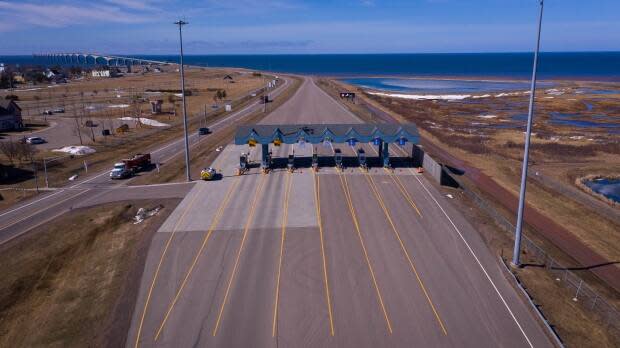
[584,178,620,203]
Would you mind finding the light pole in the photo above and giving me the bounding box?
[175,19,191,182]
[512,0,544,267]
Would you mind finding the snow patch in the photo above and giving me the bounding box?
[477,114,497,119]
[53,146,96,155]
[367,91,472,100]
[119,117,170,127]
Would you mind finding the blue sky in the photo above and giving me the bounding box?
[0,0,618,55]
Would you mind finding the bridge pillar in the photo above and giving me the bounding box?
[377,140,383,166]
[382,142,390,167]
[261,144,270,169]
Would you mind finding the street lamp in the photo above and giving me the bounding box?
[175,19,191,182]
[512,0,544,267]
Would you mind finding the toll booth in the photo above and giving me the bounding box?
[237,152,249,175]
[334,148,343,170]
[358,148,368,171]
[312,152,319,171]
[234,124,420,172]
[287,151,295,173]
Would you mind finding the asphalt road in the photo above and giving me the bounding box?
[0,77,292,245]
[127,77,554,347]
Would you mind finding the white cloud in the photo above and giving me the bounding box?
[0,1,158,32]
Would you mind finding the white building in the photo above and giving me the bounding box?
[0,63,5,73]
[92,70,111,78]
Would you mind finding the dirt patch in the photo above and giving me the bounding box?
[0,199,179,347]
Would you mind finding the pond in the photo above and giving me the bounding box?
[584,178,620,203]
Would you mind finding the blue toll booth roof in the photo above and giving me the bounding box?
[234,124,420,145]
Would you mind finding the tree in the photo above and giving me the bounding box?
[0,141,19,164]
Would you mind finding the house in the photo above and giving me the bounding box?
[0,100,23,131]
[150,99,163,114]
[92,70,111,78]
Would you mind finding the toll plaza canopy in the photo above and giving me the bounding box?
[234,124,420,145]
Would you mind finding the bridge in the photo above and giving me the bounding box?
[33,53,170,66]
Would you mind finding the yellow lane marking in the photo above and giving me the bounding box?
[134,185,205,348]
[365,173,448,335]
[389,173,422,217]
[313,172,335,336]
[154,179,241,340]
[272,172,293,337]
[213,174,267,336]
[338,172,393,334]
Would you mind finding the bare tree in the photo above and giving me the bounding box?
[0,141,19,164]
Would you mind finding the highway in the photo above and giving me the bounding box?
[0,77,292,245]
[127,77,555,347]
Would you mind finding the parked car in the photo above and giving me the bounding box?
[25,136,45,144]
[198,127,210,135]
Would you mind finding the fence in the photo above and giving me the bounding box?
[442,167,620,337]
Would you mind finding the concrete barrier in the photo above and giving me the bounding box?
[412,144,457,187]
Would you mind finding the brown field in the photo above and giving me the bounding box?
[0,68,279,203]
[0,199,179,347]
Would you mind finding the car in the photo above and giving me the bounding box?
[43,110,53,115]
[25,136,45,144]
[52,107,65,113]
[198,127,210,135]
[200,167,218,180]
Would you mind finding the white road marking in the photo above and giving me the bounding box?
[411,166,534,348]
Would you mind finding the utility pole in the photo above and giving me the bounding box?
[512,0,544,267]
[175,19,191,182]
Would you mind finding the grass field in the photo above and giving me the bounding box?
[0,199,179,347]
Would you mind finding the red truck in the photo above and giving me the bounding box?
[110,153,151,179]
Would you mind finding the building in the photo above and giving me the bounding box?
[0,63,5,73]
[150,99,163,114]
[0,100,23,131]
[92,70,111,78]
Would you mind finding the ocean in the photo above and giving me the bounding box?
[1,52,620,80]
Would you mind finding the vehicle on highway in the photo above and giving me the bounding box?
[25,136,45,144]
[110,162,133,179]
[52,107,65,113]
[200,167,217,180]
[109,153,151,179]
[198,127,210,135]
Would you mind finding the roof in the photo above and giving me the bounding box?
[0,99,21,114]
[234,123,420,145]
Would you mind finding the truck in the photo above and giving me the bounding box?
[110,153,151,179]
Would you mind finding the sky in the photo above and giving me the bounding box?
[0,0,618,55]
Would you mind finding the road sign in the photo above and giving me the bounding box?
[347,138,357,147]
[248,139,257,147]
[398,137,407,146]
[373,137,381,146]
